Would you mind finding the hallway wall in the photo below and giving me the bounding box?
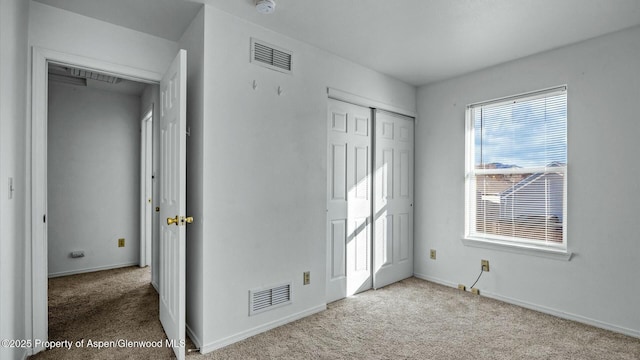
[47,81,141,276]
[0,0,30,358]
[180,5,417,352]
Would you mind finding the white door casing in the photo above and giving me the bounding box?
[29,47,165,356]
[326,99,372,303]
[158,49,187,360]
[373,110,414,289]
[140,109,153,267]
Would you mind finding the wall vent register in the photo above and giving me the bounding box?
[249,282,292,315]
[250,38,292,74]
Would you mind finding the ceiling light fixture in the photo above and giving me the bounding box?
[255,0,276,14]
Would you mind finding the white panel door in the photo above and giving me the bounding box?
[373,110,414,289]
[327,99,372,303]
[159,49,187,360]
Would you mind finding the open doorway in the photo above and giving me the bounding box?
[30,48,189,359]
[46,63,157,279]
[43,62,163,348]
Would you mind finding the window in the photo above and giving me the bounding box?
[465,86,567,251]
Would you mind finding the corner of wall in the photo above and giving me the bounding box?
[178,5,206,344]
[413,25,640,336]
[0,0,30,353]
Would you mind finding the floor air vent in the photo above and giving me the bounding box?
[249,282,292,316]
[251,38,292,74]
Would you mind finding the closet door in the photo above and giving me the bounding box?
[373,110,414,289]
[326,99,372,303]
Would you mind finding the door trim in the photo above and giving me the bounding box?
[28,46,162,355]
[327,87,417,118]
[140,108,154,267]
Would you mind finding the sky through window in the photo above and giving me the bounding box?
[474,93,567,168]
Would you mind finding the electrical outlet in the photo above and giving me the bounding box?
[118,238,125,247]
[481,259,489,272]
[303,271,310,285]
[471,288,480,295]
[458,284,466,291]
[430,249,436,260]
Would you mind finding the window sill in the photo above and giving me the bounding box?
[461,237,573,261]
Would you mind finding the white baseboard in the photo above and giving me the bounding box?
[481,291,640,339]
[199,304,327,354]
[413,272,458,288]
[48,261,139,278]
[151,280,159,293]
[412,272,639,339]
[186,323,202,350]
[26,344,46,358]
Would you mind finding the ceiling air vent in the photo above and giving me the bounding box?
[249,282,292,316]
[251,38,292,74]
[68,68,121,84]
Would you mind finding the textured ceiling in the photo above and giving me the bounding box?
[34,0,640,86]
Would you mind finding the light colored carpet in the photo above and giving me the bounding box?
[30,267,640,359]
[199,277,640,360]
[29,266,174,360]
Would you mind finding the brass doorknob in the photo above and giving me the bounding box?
[167,215,179,226]
[184,216,194,224]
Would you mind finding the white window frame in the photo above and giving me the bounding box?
[463,86,571,260]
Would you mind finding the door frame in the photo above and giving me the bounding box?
[28,47,163,355]
[140,107,154,267]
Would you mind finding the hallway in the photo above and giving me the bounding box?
[30,267,173,359]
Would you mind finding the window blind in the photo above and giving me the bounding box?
[466,87,567,247]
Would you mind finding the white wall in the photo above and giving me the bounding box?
[0,0,29,358]
[415,25,640,337]
[190,6,416,352]
[47,82,141,276]
[177,7,205,346]
[28,1,178,76]
[27,0,180,277]
[25,3,180,351]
